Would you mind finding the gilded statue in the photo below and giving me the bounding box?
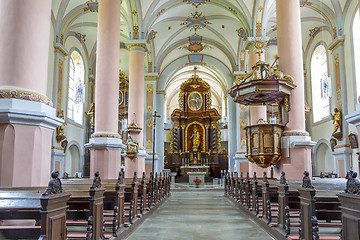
[126,135,139,160]
[191,127,200,150]
[56,110,66,143]
[331,108,342,140]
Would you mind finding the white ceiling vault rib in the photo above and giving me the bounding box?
[51,0,356,120]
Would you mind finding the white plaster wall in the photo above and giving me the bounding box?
[304,3,360,175]
[59,36,91,175]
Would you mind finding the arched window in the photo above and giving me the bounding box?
[354,9,360,101]
[67,50,85,124]
[311,44,330,123]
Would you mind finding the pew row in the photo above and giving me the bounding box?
[0,172,71,239]
[0,171,171,240]
[225,170,352,240]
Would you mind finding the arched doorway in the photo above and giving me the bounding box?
[65,143,82,177]
[313,141,333,176]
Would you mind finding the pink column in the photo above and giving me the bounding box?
[87,0,123,179]
[275,0,313,179]
[125,44,147,178]
[277,0,305,132]
[0,0,51,95]
[0,0,61,186]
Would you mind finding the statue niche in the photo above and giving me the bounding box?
[187,124,204,152]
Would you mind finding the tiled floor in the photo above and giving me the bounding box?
[126,184,274,240]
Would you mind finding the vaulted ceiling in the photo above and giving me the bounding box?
[51,0,356,116]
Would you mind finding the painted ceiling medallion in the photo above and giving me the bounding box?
[183,0,209,8]
[181,12,212,31]
[178,34,213,53]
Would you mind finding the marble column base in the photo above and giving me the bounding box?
[332,147,352,178]
[145,153,159,177]
[275,135,316,180]
[234,152,249,175]
[0,99,62,186]
[123,149,147,178]
[85,137,125,179]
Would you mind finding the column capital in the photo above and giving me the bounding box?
[144,73,159,81]
[156,90,166,96]
[126,40,148,52]
[53,43,68,57]
[329,36,345,52]
[245,36,270,50]
[0,86,53,106]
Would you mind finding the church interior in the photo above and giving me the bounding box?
[0,0,360,239]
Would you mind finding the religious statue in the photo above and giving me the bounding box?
[345,170,360,194]
[55,110,68,153]
[43,171,63,196]
[126,136,139,160]
[191,127,200,150]
[331,108,342,140]
[91,171,102,189]
[302,171,313,188]
[56,110,67,143]
[279,171,287,185]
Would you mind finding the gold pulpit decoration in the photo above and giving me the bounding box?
[244,121,282,168]
[229,49,296,168]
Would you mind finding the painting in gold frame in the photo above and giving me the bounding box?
[348,133,358,149]
[188,91,202,111]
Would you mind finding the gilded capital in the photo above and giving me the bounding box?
[127,43,147,52]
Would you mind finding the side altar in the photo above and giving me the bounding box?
[164,68,228,178]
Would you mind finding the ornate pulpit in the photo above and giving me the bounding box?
[229,43,296,168]
[165,68,227,177]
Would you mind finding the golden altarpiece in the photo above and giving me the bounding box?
[165,69,228,178]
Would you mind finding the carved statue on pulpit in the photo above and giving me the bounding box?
[191,127,200,151]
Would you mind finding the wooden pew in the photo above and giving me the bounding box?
[277,172,300,237]
[64,171,106,240]
[297,171,342,240]
[337,170,360,240]
[123,172,140,225]
[0,171,70,239]
[137,172,147,215]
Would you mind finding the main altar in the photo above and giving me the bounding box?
[164,68,228,178]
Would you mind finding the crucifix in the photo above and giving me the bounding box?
[150,111,161,176]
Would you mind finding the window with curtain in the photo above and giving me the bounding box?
[354,9,360,102]
[67,50,85,124]
[311,44,330,123]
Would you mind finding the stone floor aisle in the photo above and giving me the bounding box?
[125,186,274,240]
